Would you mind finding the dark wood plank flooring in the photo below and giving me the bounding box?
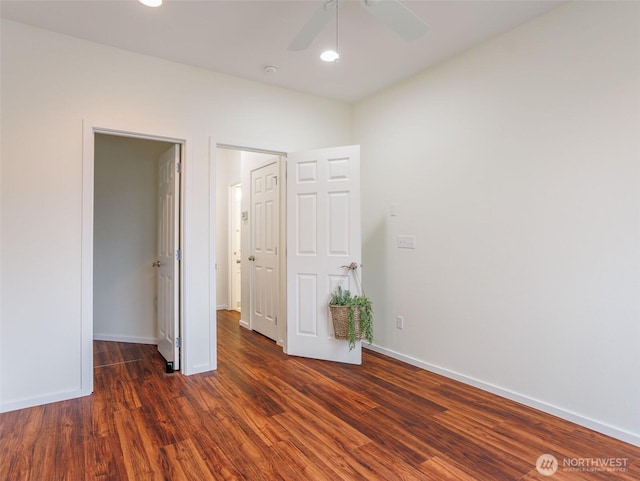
[1,310,638,480]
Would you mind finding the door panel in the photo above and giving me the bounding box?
[286,145,361,364]
[250,161,279,341]
[157,144,180,369]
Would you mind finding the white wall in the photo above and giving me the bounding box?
[94,135,172,344]
[215,148,241,310]
[2,1,638,448]
[0,19,352,411]
[354,1,640,445]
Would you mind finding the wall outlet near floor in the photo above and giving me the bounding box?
[396,315,404,330]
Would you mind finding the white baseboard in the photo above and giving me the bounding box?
[93,333,157,345]
[216,305,229,310]
[364,343,640,448]
[0,387,92,414]
[239,319,250,329]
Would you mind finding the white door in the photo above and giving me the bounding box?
[156,144,180,369]
[230,183,242,312]
[286,145,362,364]
[249,161,279,341]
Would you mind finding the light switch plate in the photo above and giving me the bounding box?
[397,235,416,249]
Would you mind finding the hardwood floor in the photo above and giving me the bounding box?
[1,310,638,480]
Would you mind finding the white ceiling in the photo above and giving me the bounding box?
[0,0,566,103]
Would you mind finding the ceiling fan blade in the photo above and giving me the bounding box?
[362,0,428,41]
[288,1,336,51]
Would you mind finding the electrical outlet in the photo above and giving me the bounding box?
[396,316,404,330]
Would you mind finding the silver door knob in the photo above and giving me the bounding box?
[248,256,255,261]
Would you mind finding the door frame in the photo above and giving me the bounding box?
[216,144,287,347]
[215,143,362,360]
[82,120,187,394]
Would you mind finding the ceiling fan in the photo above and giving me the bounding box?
[288,0,429,52]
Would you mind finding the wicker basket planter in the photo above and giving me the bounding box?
[329,304,364,340]
[329,264,373,351]
[328,285,373,351]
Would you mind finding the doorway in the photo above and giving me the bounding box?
[93,134,183,373]
[215,147,285,345]
[215,144,362,364]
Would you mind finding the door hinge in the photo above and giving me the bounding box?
[175,337,181,349]
[176,162,182,174]
[175,249,182,261]
[274,176,278,185]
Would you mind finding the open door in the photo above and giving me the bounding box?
[156,144,181,370]
[286,145,362,364]
[249,160,280,341]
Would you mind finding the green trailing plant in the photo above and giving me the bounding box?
[330,287,374,351]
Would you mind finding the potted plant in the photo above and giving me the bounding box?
[329,286,373,351]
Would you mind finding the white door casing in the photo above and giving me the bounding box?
[286,145,362,364]
[249,161,280,341]
[82,121,214,397]
[157,144,181,369]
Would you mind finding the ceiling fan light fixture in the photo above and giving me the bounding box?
[139,0,162,7]
[320,50,340,62]
[320,0,340,63]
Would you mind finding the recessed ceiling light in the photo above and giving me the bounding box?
[320,50,340,62]
[139,0,162,7]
